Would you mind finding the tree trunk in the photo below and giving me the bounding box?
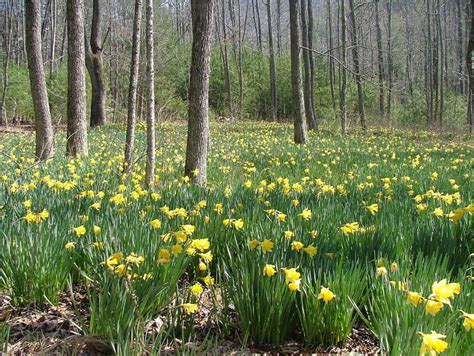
[289,0,308,144]
[277,0,282,55]
[265,0,277,122]
[251,0,262,53]
[301,0,317,130]
[220,0,233,117]
[0,0,13,126]
[339,0,347,134]
[49,0,56,78]
[426,0,434,126]
[66,0,88,156]
[145,0,155,188]
[86,0,107,128]
[185,0,215,185]
[382,0,392,123]
[374,0,385,118]
[467,0,474,134]
[436,0,444,128]
[25,0,54,161]
[307,0,318,129]
[348,0,366,131]
[457,0,466,94]
[124,0,143,173]
[327,0,336,111]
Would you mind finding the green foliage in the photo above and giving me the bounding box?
[359,255,474,355]
[0,122,472,353]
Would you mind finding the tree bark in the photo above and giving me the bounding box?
[374,0,385,117]
[426,0,434,126]
[277,0,282,55]
[265,0,277,122]
[251,0,262,53]
[145,0,155,188]
[124,0,143,173]
[436,0,444,127]
[0,0,13,126]
[185,0,215,185]
[327,0,336,111]
[220,0,233,117]
[348,0,366,131]
[289,0,308,144]
[467,0,474,133]
[86,0,107,128]
[25,0,54,161]
[339,0,347,134]
[307,0,318,129]
[457,0,466,94]
[301,0,317,130]
[66,0,88,156]
[49,0,56,78]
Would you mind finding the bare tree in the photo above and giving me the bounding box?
[327,0,336,111]
[374,0,385,117]
[185,0,215,184]
[289,0,308,144]
[86,0,107,128]
[467,0,474,133]
[339,0,347,134]
[66,0,88,156]
[265,0,277,122]
[145,0,155,188]
[348,0,366,131]
[25,0,54,160]
[0,0,13,126]
[124,0,143,173]
[307,0,318,129]
[386,0,393,122]
[301,0,317,130]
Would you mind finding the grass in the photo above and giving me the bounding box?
[0,121,473,354]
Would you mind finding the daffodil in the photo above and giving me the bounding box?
[181,224,195,235]
[190,283,204,296]
[181,303,198,314]
[376,266,388,277]
[150,219,162,229]
[425,300,443,316]
[291,241,304,251]
[64,242,76,250]
[460,311,474,332]
[191,238,210,252]
[203,276,215,286]
[303,244,317,256]
[406,291,423,306]
[318,286,336,302]
[365,203,379,215]
[125,253,144,266]
[288,279,301,292]
[199,251,213,263]
[73,225,86,237]
[430,279,461,305]
[106,252,123,270]
[263,264,276,277]
[418,331,448,355]
[260,239,274,253]
[298,208,312,220]
[248,239,260,249]
[283,268,301,284]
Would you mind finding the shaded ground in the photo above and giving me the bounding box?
[1,290,380,355]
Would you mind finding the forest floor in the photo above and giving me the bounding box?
[2,287,380,354]
[0,121,473,355]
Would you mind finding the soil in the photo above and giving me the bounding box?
[0,289,381,355]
